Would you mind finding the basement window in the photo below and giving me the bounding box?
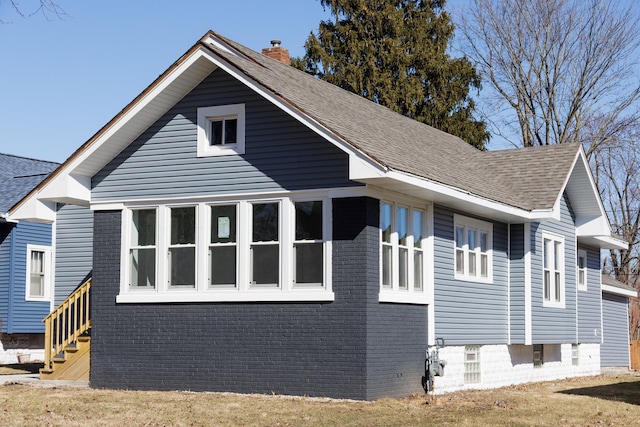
[533,344,543,368]
[464,345,481,384]
[197,104,245,157]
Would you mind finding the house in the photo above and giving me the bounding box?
[0,153,59,363]
[7,31,630,399]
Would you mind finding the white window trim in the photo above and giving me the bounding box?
[197,104,245,157]
[542,231,565,308]
[118,195,334,303]
[25,244,52,301]
[577,249,587,291]
[453,214,493,283]
[378,199,432,305]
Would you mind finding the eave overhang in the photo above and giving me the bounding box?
[602,283,637,298]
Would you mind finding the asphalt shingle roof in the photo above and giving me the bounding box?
[0,153,59,213]
[206,32,581,212]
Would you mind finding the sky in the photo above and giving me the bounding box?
[0,0,498,164]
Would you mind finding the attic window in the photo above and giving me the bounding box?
[197,104,245,157]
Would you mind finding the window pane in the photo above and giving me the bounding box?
[381,203,392,243]
[171,207,195,245]
[579,270,585,286]
[251,244,279,285]
[481,254,488,278]
[413,210,423,248]
[544,239,550,269]
[469,252,477,276]
[578,255,585,269]
[295,201,323,241]
[554,241,561,271]
[468,229,477,250]
[544,270,550,300]
[294,243,323,285]
[455,226,464,249]
[130,248,155,288]
[399,247,408,289]
[31,251,44,274]
[210,120,223,145]
[224,118,237,144]
[169,247,195,287]
[414,250,423,290]
[252,203,279,242]
[30,275,44,298]
[382,245,392,288]
[132,209,155,246]
[456,249,465,274]
[210,246,236,286]
[397,207,408,246]
[211,205,236,244]
[480,232,488,252]
[555,272,561,301]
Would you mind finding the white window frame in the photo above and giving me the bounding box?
[117,195,333,303]
[25,244,52,301]
[542,232,565,308]
[379,199,431,304]
[453,214,493,283]
[577,249,587,291]
[197,104,245,157]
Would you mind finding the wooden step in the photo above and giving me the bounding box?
[40,336,90,381]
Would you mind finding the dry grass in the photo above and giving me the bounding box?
[0,373,639,426]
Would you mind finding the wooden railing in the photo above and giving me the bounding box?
[42,278,91,371]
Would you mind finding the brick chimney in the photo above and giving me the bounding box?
[261,40,290,65]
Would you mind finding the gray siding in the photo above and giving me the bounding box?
[91,197,426,400]
[55,204,93,305]
[577,245,602,343]
[509,223,526,343]
[433,205,509,345]
[601,292,630,367]
[530,193,577,343]
[92,69,355,201]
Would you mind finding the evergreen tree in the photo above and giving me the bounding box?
[293,0,489,150]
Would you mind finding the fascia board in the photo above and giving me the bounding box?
[593,235,628,250]
[385,170,552,220]
[602,283,637,298]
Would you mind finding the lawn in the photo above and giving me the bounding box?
[0,373,638,426]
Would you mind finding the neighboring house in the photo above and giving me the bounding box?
[0,153,58,363]
[8,31,629,399]
[601,274,637,368]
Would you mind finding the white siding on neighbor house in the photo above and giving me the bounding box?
[530,193,577,343]
[55,204,93,306]
[433,205,509,345]
[92,69,355,203]
[601,292,631,367]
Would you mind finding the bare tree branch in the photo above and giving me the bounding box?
[1,0,66,23]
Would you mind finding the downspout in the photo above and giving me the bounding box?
[507,223,511,344]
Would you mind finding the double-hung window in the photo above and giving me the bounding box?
[542,232,564,307]
[129,208,157,289]
[577,249,587,291]
[454,215,492,282]
[250,202,280,287]
[379,200,429,303]
[169,206,196,288]
[293,201,324,287]
[209,204,237,287]
[25,245,51,301]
